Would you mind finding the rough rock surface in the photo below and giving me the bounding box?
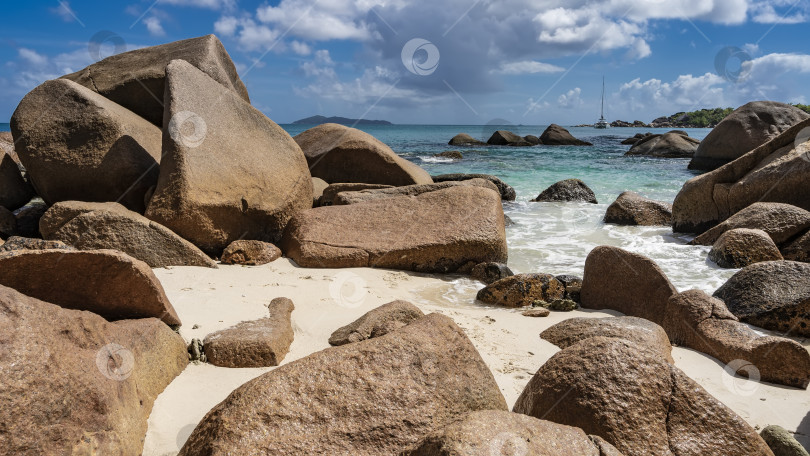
[333,179,499,205]
[604,191,673,226]
[294,123,432,185]
[448,133,486,146]
[783,230,810,262]
[0,285,187,455]
[714,261,810,337]
[281,186,507,272]
[0,131,17,163]
[487,130,531,146]
[0,236,72,253]
[145,60,312,254]
[476,273,565,308]
[672,118,810,233]
[220,240,281,265]
[689,101,810,171]
[328,300,425,346]
[431,173,516,201]
[204,297,295,368]
[319,183,393,206]
[179,314,508,455]
[540,124,593,146]
[580,246,677,324]
[0,152,33,211]
[693,202,810,246]
[760,425,810,456]
[625,132,700,158]
[62,34,249,126]
[11,79,162,213]
[400,410,624,456]
[708,228,784,268]
[434,150,463,159]
[0,249,181,325]
[470,262,514,284]
[40,201,216,268]
[541,316,674,363]
[513,337,774,456]
[532,179,598,203]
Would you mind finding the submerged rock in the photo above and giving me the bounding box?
[693,202,810,246]
[487,130,532,146]
[604,191,672,226]
[708,228,783,268]
[431,173,516,201]
[448,133,486,146]
[332,179,498,205]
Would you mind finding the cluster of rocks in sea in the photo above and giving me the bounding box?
[449,123,592,147]
[0,34,808,456]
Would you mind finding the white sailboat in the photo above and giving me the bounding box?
[595,77,609,129]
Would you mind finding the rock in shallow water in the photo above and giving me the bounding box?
[760,425,810,456]
[476,273,565,308]
[708,228,783,268]
[532,178,598,203]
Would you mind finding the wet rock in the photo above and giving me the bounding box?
[328,300,425,346]
[540,124,593,146]
[433,151,463,159]
[708,228,783,268]
[0,236,72,253]
[13,200,47,238]
[760,425,810,456]
[476,273,565,308]
[532,179,598,203]
[693,202,810,246]
[604,191,673,226]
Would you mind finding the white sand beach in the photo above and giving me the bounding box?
[143,259,810,455]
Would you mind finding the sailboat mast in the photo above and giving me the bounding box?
[600,76,605,119]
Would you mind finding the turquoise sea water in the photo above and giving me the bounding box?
[0,123,9,132]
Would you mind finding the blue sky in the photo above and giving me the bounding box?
[1,0,809,125]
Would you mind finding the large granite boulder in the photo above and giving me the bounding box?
[0,249,181,325]
[401,410,624,456]
[328,300,425,346]
[62,34,249,126]
[540,124,593,146]
[604,191,672,226]
[708,228,784,268]
[513,337,774,456]
[220,240,281,265]
[486,130,531,146]
[178,314,507,455]
[145,60,312,254]
[280,186,507,272]
[0,285,187,455]
[332,178,499,205]
[663,290,810,388]
[13,200,47,238]
[714,261,810,337]
[689,101,810,171]
[476,273,565,307]
[541,316,674,363]
[204,297,295,368]
[11,79,162,213]
[532,178,598,203]
[693,202,810,246]
[672,118,810,233]
[294,123,432,186]
[625,132,700,158]
[580,246,677,324]
[40,201,216,268]
[0,152,33,211]
[431,173,516,201]
[448,133,486,146]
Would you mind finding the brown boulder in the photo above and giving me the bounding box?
[663,290,810,388]
[604,191,673,226]
[476,273,565,308]
[179,313,507,455]
[294,123,432,185]
[281,186,507,272]
[625,132,700,158]
[448,133,486,146]
[145,60,312,254]
[580,246,677,325]
[708,228,783,268]
[532,178,598,203]
[760,425,810,456]
[470,262,514,284]
[0,151,33,211]
[328,300,424,346]
[40,200,217,268]
[220,240,281,265]
[13,200,47,238]
[0,285,187,455]
[487,130,531,146]
[513,337,774,456]
[62,34,249,126]
[673,118,810,233]
[332,178,499,205]
[11,79,162,213]
[782,230,810,262]
[540,124,593,146]
[431,173,516,201]
[311,177,328,207]
[0,236,72,253]
[693,202,810,246]
[400,410,625,456]
[319,183,393,206]
[203,297,294,368]
[541,316,673,363]
[689,101,810,171]
[0,249,180,325]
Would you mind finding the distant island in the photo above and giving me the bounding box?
[577,104,810,128]
[292,115,393,126]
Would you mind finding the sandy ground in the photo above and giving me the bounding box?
[143,259,810,455]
